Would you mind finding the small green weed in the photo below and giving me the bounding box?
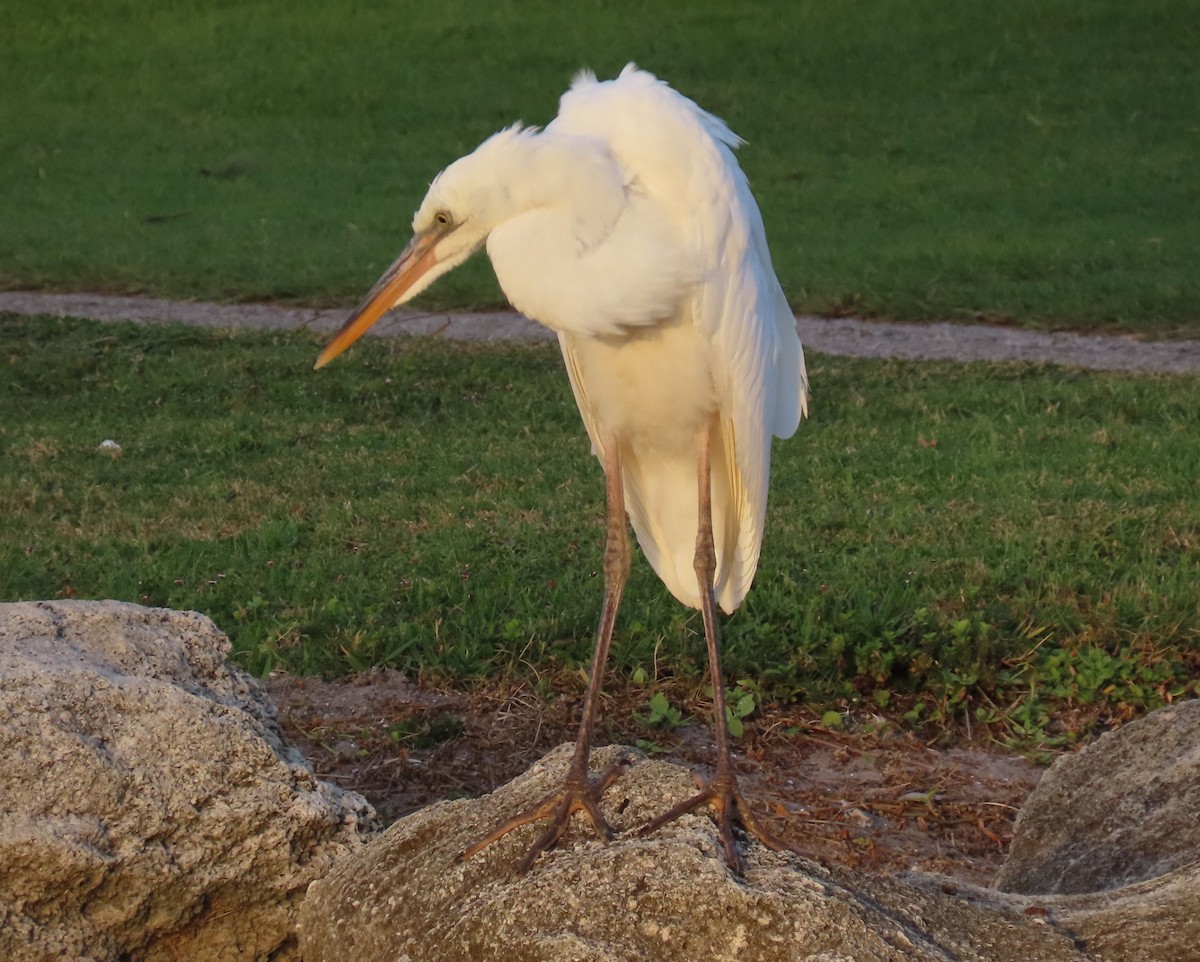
[633,691,686,730]
[821,710,844,729]
[722,679,760,739]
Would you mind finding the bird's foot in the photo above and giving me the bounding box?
[639,769,788,876]
[459,759,628,874]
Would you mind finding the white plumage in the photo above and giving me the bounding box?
[316,64,809,873]
[388,64,809,611]
[543,66,809,612]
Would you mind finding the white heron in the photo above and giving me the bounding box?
[316,64,809,875]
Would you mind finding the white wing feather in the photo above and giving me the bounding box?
[551,66,808,612]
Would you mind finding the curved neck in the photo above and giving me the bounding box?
[502,133,627,250]
[484,131,696,338]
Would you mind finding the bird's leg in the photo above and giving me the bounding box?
[461,435,630,874]
[639,421,789,875]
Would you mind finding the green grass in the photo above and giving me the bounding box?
[2,0,1197,332]
[3,315,1197,743]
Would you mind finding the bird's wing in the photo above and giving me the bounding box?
[699,160,809,610]
[551,65,808,612]
[556,331,606,461]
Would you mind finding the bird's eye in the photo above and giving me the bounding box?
[434,211,451,227]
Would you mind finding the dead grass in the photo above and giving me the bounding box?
[268,669,1042,886]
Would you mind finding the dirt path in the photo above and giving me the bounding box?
[4,290,1199,374]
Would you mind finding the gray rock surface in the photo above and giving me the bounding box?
[298,744,1088,962]
[0,600,377,962]
[300,729,1200,962]
[995,698,1200,895]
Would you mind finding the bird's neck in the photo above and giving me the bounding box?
[485,134,695,338]
[502,134,627,249]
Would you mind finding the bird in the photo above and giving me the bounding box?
[315,64,809,875]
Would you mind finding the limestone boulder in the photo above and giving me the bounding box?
[298,744,1086,962]
[0,600,376,962]
[300,716,1200,962]
[994,698,1200,896]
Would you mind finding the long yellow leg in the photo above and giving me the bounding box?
[461,433,630,873]
[639,420,789,875]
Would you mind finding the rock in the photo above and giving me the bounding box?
[298,743,1090,962]
[995,698,1200,896]
[0,600,377,962]
[1023,862,1200,962]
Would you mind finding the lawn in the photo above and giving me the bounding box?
[3,315,1197,745]
[2,0,1197,332]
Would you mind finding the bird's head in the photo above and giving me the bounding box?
[314,126,538,369]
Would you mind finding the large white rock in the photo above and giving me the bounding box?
[995,698,1200,895]
[298,744,1079,962]
[299,729,1200,962]
[0,600,377,962]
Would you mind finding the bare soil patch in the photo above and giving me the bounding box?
[266,670,1043,887]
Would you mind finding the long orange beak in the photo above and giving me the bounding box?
[314,228,443,369]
